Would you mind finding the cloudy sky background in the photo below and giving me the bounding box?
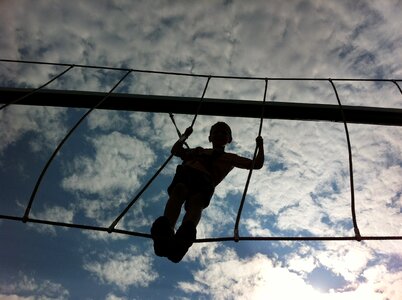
[1,0,402,299]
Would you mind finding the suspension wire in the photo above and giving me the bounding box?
[329,79,362,241]
[190,76,211,128]
[22,70,133,222]
[108,76,212,232]
[392,80,402,96]
[169,112,189,149]
[169,112,183,137]
[2,213,401,241]
[1,58,402,82]
[0,65,74,111]
[234,79,268,242]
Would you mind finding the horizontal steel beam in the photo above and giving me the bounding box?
[1,87,402,126]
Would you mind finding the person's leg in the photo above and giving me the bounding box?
[151,183,188,257]
[168,194,205,263]
[182,193,205,226]
[164,183,188,229]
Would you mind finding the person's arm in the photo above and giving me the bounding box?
[231,136,264,170]
[171,127,193,158]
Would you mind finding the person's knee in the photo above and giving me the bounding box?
[185,195,205,212]
[172,183,188,200]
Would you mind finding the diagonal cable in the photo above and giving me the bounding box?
[108,76,212,232]
[0,65,74,111]
[169,112,189,149]
[23,70,132,222]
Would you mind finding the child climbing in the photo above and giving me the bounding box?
[151,121,264,263]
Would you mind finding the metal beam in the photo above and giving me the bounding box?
[1,87,402,126]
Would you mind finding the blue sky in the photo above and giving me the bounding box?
[1,0,402,299]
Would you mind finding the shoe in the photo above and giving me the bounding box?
[151,216,174,257]
[168,221,197,263]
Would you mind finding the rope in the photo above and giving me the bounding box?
[1,58,401,82]
[392,80,402,96]
[190,76,211,128]
[0,65,74,111]
[234,78,268,242]
[23,70,132,222]
[108,76,212,232]
[169,113,189,149]
[2,214,401,242]
[329,79,361,241]
[1,59,400,243]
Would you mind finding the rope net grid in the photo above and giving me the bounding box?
[1,58,402,243]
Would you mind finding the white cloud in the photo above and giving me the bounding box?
[314,242,374,282]
[58,131,157,231]
[105,293,127,300]
[1,1,402,299]
[3,0,400,82]
[87,110,128,132]
[179,245,400,300]
[286,251,318,275]
[62,131,155,197]
[28,205,74,235]
[84,247,158,291]
[243,218,272,237]
[0,106,68,155]
[361,264,402,299]
[179,251,339,300]
[0,273,69,300]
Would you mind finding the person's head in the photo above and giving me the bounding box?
[209,122,232,147]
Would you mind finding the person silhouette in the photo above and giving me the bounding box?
[151,121,264,263]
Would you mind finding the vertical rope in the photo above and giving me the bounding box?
[0,65,75,111]
[108,76,212,232]
[234,78,268,242]
[23,70,132,222]
[329,79,361,241]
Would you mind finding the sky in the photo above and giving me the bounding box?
[0,0,402,299]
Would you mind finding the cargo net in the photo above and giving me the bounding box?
[1,58,401,243]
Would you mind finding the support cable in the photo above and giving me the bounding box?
[329,79,361,241]
[169,113,189,149]
[23,70,132,222]
[2,58,402,83]
[0,65,74,111]
[3,213,401,241]
[169,112,183,137]
[392,80,402,96]
[234,78,268,242]
[190,76,211,128]
[108,76,212,232]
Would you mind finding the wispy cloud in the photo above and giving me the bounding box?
[0,106,68,156]
[83,246,158,291]
[1,0,402,299]
[0,273,69,300]
[180,242,401,299]
[29,205,74,235]
[178,249,324,300]
[62,131,155,196]
[105,293,128,300]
